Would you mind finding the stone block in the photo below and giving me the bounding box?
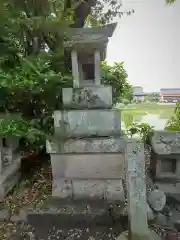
[0,157,21,201]
[52,179,72,199]
[150,131,180,155]
[155,182,180,195]
[104,179,125,201]
[50,153,125,179]
[46,137,126,154]
[153,154,180,180]
[53,109,121,137]
[62,86,112,109]
[72,180,105,199]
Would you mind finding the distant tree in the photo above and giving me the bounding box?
[165,0,176,4]
[101,61,132,105]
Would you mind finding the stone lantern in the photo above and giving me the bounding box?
[46,23,126,201]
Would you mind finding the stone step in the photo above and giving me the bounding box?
[26,199,126,227]
[11,224,123,240]
[46,136,125,154]
[62,85,113,109]
[53,109,121,138]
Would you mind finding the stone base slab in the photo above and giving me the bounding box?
[52,178,125,201]
[62,85,112,109]
[53,109,121,137]
[0,157,21,201]
[51,153,125,179]
[46,137,126,154]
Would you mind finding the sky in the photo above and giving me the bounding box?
[106,0,180,92]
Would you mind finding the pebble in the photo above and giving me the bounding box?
[147,189,166,212]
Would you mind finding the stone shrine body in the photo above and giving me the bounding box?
[46,23,126,201]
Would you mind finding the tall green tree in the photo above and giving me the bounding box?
[101,61,131,105]
[0,0,132,148]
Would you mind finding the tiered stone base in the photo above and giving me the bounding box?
[50,153,125,201]
[48,85,125,201]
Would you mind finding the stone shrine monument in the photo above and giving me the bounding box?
[0,136,20,200]
[46,23,126,201]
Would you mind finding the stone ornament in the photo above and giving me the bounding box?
[147,189,166,212]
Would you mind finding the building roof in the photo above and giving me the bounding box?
[160,88,180,95]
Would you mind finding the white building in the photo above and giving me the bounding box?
[132,86,146,102]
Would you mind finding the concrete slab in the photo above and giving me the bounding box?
[51,153,125,179]
[53,109,121,138]
[46,137,126,154]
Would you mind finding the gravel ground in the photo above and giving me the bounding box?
[1,146,175,240]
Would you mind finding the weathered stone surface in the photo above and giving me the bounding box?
[0,158,20,201]
[53,109,121,137]
[150,131,180,154]
[67,23,117,41]
[10,215,22,222]
[125,140,149,237]
[52,179,72,198]
[146,176,155,192]
[174,220,180,231]
[62,86,112,109]
[105,179,125,201]
[156,182,180,195]
[18,208,28,222]
[147,203,155,221]
[46,137,125,154]
[147,189,166,212]
[72,180,105,199]
[0,209,9,221]
[51,153,124,179]
[155,213,168,227]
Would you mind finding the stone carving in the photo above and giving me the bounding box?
[72,88,102,107]
[150,131,180,154]
[62,86,112,109]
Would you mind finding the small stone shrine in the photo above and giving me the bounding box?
[46,23,126,201]
[150,131,180,195]
[0,136,20,200]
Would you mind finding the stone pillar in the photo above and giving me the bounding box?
[71,50,80,87]
[125,139,149,239]
[94,50,101,85]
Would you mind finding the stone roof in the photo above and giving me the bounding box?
[65,23,117,44]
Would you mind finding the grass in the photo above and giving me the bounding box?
[120,103,175,129]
